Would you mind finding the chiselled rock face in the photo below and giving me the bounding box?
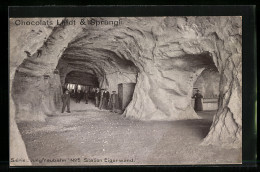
[10,17,242,148]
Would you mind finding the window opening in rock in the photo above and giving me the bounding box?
[192,67,220,121]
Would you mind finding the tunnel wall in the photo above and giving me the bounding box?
[9,18,59,165]
[12,18,84,122]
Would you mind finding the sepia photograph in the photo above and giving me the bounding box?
[9,16,242,166]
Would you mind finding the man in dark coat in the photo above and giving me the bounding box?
[84,89,89,104]
[61,89,71,113]
[94,88,101,107]
[76,89,83,103]
[75,89,79,103]
[192,90,203,112]
[99,89,104,109]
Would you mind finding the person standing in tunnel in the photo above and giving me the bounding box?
[99,89,105,109]
[192,89,204,112]
[95,88,101,107]
[61,89,71,113]
[75,89,79,103]
[80,89,84,103]
[62,85,66,94]
[84,89,89,104]
[76,89,82,103]
[100,88,110,110]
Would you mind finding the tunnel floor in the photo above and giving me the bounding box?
[17,100,241,165]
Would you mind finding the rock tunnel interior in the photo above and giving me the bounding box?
[10,17,242,148]
[56,39,220,115]
[55,41,139,109]
[12,45,219,119]
[12,27,220,117]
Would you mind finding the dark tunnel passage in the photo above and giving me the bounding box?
[65,71,99,88]
[62,71,100,108]
[54,41,139,113]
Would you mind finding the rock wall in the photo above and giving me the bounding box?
[10,17,242,148]
[9,18,59,165]
[12,18,83,121]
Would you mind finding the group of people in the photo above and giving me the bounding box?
[61,87,118,113]
[61,86,204,114]
[75,89,89,104]
[94,88,117,113]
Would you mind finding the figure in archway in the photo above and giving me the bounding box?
[192,90,203,112]
[100,88,110,110]
[84,89,89,104]
[61,89,71,113]
[94,88,101,107]
[99,89,104,109]
[75,89,81,103]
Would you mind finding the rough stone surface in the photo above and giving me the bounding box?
[9,18,59,165]
[10,17,242,150]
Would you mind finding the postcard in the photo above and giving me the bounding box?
[9,15,242,166]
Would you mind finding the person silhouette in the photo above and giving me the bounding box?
[192,90,203,112]
[61,89,71,113]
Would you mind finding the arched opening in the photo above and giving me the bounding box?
[54,37,140,114]
[192,67,220,121]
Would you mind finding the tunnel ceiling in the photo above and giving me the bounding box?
[56,22,142,81]
[56,17,237,80]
